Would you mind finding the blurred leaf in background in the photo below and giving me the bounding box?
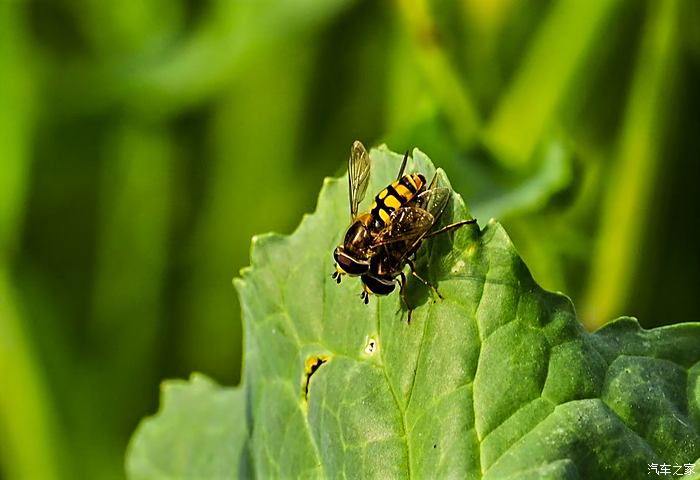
[0,0,698,479]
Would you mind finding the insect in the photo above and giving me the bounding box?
[332,141,477,322]
[332,140,427,282]
[359,174,476,322]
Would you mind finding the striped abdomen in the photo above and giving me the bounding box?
[370,173,426,227]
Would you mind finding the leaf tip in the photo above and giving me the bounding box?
[233,275,246,290]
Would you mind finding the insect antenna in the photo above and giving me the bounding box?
[396,150,409,180]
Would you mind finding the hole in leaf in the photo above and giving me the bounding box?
[302,355,329,401]
[364,337,378,355]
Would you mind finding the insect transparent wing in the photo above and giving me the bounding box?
[379,186,452,265]
[373,206,434,247]
[348,141,371,219]
[414,187,450,223]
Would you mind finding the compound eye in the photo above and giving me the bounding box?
[361,275,395,295]
[336,252,369,276]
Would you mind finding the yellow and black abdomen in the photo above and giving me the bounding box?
[370,173,425,227]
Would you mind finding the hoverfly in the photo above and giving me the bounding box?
[332,141,477,322]
[359,173,476,322]
[332,141,427,282]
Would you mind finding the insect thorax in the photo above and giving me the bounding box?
[342,216,373,254]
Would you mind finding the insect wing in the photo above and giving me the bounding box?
[373,206,434,247]
[414,187,450,224]
[348,140,371,219]
[384,187,451,265]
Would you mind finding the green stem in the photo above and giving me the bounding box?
[0,4,64,479]
[87,122,174,474]
[483,0,618,168]
[582,0,680,328]
[394,0,481,146]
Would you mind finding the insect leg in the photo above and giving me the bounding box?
[360,290,370,304]
[396,150,409,180]
[398,272,413,324]
[406,258,444,300]
[425,219,477,239]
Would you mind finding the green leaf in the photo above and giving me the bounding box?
[127,145,700,479]
[126,374,249,479]
[234,145,700,478]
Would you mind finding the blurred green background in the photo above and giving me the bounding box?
[1,0,698,478]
